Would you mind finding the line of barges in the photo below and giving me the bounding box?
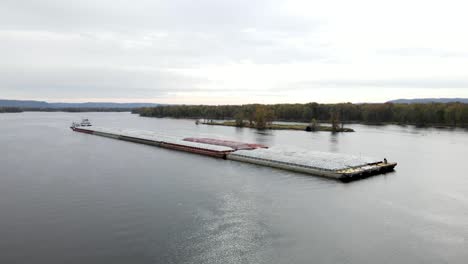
[70,122,396,182]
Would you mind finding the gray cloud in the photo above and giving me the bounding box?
[380,48,468,58]
[1,0,467,102]
[0,66,210,99]
[0,0,331,101]
[274,78,468,90]
[1,0,317,33]
[0,0,325,66]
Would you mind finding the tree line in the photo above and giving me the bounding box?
[134,102,468,127]
[23,107,133,112]
[0,107,23,113]
[0,107,132,113]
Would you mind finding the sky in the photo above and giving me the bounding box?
[1,0,468,104]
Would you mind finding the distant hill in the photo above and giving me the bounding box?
[388,98,468,104]
[0,99,159,109]
[0,99,50,108]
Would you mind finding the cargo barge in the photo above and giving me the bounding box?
[71,125,234,158]
[70,123,396,181]
[228,148,396,181]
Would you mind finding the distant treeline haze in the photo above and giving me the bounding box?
[0,107,23,113]
[134,103,468,127]
[0,107,132,113]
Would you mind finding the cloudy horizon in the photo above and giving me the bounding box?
[1,0,468,104]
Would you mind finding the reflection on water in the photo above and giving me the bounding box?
[328,133,339,152]
[187,191,271,264]
[0,112,467,264]
[254,130,274,146]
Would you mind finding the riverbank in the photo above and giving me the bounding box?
[201,121,354,132]
[0,107,23,113]
[135,102,468,129]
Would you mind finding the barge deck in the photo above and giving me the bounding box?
[71,126,396,181]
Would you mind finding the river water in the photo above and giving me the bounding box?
[1,112,467,264]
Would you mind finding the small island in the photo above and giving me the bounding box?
[196,105,354,132]
[200,120,354,132]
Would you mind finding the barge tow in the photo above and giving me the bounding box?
[70,124,396,181]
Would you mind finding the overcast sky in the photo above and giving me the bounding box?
[1,0,468,104]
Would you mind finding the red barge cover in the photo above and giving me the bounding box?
[183,138,268,150]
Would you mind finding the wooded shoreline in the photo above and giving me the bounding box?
[134,102,468,128]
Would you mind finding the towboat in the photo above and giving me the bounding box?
[80,119,92,126]
[71,119,92,128]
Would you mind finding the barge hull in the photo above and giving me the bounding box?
[228,154,396,181]
[339,163,397,182]
[71,127,232,158]
[227,154,342,178]
[160,142,227,158]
